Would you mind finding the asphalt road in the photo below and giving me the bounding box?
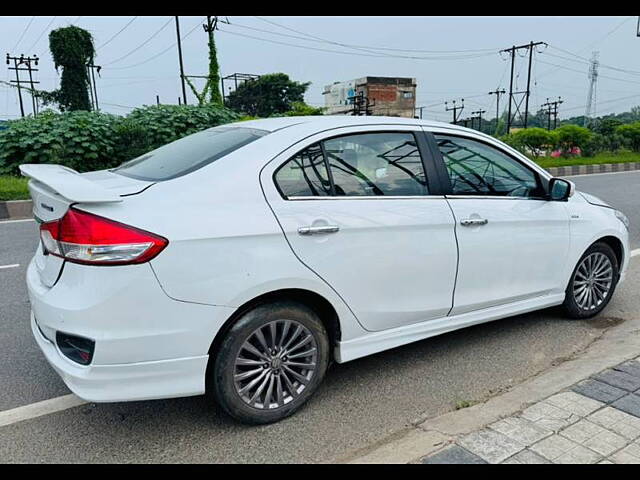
[0,171,638,463]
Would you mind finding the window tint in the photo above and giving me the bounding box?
[323,132,428,196]
[434,134,544,197]
[274,143,331,197]
[114,126,268,181]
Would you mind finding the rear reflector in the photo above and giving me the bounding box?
[56,331,95,365]
[40,207,168,265]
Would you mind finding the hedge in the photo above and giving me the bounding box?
[0,104,241,175]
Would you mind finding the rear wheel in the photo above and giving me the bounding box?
[211,301,329,424]
[562,242,619,319]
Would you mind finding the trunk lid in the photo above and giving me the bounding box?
[20,164,153,287]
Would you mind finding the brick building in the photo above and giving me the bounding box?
[322,76,417,118]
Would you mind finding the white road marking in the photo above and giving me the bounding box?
[631,249,640,258]
[0,264,20,270]
[0,218,34,224]
[0,394,87,428]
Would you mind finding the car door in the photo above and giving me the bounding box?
[426,130,571,316]
[261,125,458,332]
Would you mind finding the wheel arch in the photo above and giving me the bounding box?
[206,288,342,370]
[596,235,625,268]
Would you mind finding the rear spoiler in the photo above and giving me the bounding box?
[19,164,122,203]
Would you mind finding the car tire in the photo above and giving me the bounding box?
[211,301,330,425]
[562,242,619,320]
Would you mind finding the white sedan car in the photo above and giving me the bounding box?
[22,116,630,424]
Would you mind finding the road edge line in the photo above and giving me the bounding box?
[0,394,87,429]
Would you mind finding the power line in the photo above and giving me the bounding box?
[546,45,640,77]
[25,16,57,53]
[217,27,496,61]
[536,59,640,86]
[107,18,203,71]
[102,17,173,66]
[12,16,36,52]
[252,16,499,54]
[96,16,138,50]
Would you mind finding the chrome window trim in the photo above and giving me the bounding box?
[288,195,447,201]
[445,195,549,201]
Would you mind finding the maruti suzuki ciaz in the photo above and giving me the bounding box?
[22,116,630,424]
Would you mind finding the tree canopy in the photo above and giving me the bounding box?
[226,73,311,117]
[39,26,95,112]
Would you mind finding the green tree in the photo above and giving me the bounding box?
[39,26,95,112]
[185,16,222,106]
[554,124,592,157]
[226,73,310,117]
[279,101,324,117]
[616,122,640,152]
[512,127,553,158]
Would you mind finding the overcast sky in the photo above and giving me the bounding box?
[2,15,640,122]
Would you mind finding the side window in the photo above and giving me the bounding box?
[323,132,428,196]
[274,143,331,198]
[434,134,545,198]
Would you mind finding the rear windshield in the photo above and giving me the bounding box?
[113,126,269,181]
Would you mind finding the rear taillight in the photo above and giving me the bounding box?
[39,208,168,265]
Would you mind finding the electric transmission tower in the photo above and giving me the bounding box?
[584,51,599,128]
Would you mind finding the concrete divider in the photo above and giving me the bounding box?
[0,200,32,221]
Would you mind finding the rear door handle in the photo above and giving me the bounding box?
[298,225,340,236]
[460,218,488,227]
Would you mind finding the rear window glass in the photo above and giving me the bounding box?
[113,126,268,181]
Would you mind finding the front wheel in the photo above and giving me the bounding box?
[562,242,619,319]
[211,301,330,424]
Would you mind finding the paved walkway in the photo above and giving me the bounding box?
[421,357,640,464]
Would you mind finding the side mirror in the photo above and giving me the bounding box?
[548,177,575,201]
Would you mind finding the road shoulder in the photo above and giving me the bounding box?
[340,307,640,464]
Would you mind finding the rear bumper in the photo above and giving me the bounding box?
[26,257,236,402]
[31,312,208,402]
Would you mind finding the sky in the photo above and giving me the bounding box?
[2,15,640,122]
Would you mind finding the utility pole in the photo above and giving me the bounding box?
[501,41,547,132]
[488,88,506,124]
[445,99,464,125]
[156,95,160,105]
[414,106,425,119]
[541,97,563,130]
[584,51,599,127]
[175,16,188,105]
[6,54,39,117]
[471,109,486,131]
[86,63,101,111]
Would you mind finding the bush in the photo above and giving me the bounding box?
[616,121,640,152]
[0,109,121,175]
[124,104,240,151]
[554,124,593,158]
[511,128,554,158]
[0,104,240,175]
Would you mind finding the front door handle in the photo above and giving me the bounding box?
[298,225,340,236]
[460,218,488,227]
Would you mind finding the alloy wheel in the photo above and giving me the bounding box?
[572,252,613,311]
[233,320,318,409]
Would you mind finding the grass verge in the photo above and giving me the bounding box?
[0,175,30,201]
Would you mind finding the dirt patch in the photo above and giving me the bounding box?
[583,316,626,329]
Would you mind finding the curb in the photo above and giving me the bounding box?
[339,258,640,464]
[342,317,640,463]
[545,162,640,177]
[0,200,32,221]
